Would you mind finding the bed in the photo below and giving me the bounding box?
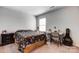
[14,30,46,53]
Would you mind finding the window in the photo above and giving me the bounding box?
[39,18,46,31]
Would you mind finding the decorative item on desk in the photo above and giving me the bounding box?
[48,29,52,33]
[53,26,58,32]
[2,30,7,34]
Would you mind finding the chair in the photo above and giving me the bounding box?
[51,31,60,46]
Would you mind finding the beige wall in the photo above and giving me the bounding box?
[0,7,36,33]
[36,7,79,47]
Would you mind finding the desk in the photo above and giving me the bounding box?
[1,33,15,46]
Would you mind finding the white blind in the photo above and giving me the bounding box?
[39,18,46,31]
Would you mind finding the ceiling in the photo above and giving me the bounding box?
[5,6,63,16]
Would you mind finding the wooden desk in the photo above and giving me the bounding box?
[1,33,15,46]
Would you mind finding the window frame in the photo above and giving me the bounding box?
[39,18,46,32]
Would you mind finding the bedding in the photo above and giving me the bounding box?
[14,30,46,52]
[15,30,44,42]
